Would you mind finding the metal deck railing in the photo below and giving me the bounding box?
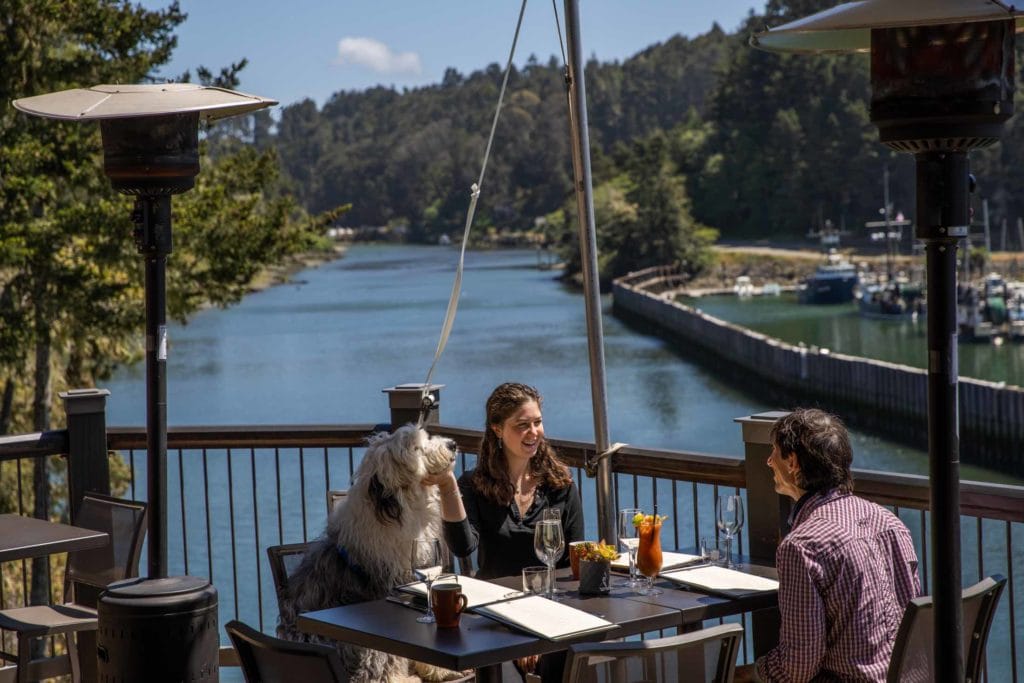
[1,422,1022,680]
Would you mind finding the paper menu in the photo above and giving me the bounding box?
[473,594,615,641]
[610,550,702,573]
[661,565,779,596]
[398,575,615,641]
[399,574,517,608]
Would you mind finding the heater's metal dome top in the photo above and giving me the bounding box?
[751,0,1022,54]
[12,83,276,121]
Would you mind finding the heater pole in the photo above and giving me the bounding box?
[135,195,171,579]
[916,150,968,682]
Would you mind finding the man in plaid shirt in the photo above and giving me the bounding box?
[735,409,921,682]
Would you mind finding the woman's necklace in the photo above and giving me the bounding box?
[514,474,534,516]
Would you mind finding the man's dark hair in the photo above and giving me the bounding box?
[770,408,854,494]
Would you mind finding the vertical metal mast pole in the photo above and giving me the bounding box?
[883,164,893,281]
[563,0,615,545]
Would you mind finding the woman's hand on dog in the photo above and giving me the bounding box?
[421,469,457,491]
[423,471,466,522]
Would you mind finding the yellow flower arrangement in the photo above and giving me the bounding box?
[574,540,619,563]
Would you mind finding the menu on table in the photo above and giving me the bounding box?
[660,565,779,597]
[399,574,517,607]
[610,550,703,573]
[399,575,615,641]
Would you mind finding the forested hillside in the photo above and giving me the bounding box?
[263,0,1024,266]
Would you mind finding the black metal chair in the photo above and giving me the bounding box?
[227,619,346,682]
[266,541,315,622]
[886,575,1007,683]
[561,623,744,683]
[326,490,348,514]
[0,493,147,683]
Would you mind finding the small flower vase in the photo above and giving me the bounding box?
[578,559,611,594]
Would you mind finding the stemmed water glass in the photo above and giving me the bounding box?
[533,519,564,600]
[411,538,443,624]
[716,495,744,569]
[617,508,642,587]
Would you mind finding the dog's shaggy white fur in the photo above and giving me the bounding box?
[277,424,461,682]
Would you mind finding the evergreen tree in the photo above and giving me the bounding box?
[0,3,335,618]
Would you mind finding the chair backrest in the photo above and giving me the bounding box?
[66,493,148,605]
[226,619,346,683]
[887,575,1007,683]
[266,541,315,612]
[562,623,744,683]
[326,490,348,514]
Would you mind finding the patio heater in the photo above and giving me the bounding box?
[13,84,277,578]
[752,1,1019,679]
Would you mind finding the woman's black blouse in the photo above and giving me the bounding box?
[443,468,585,580]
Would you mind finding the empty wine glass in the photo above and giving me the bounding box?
[542,508,567,593]
[533,519,564,599]
[411,538,443,624]
[716,495,745,569]
[617,508,642,587]
[542,507,561,522]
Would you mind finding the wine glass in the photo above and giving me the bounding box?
[541,508,566,594]
[533,519,564,600]
[716,495,745,569]
[411,538,443,624]
[617,508,642,587]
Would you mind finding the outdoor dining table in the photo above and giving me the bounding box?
[0,513,109,563]
[297,560,779,683]
[0,513,110,683]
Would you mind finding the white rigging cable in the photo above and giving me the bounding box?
[417,0,530,425]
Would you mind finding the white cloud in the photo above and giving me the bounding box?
[335,37,422,75]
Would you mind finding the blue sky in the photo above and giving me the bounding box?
[138,1,760,110]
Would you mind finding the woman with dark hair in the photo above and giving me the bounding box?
[431,382,584,579]
[425,382,584,683]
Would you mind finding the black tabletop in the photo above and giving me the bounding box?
[298,579,678,672]
[0,514,109,563]
[298,564,776,674]
[615,558,779,622]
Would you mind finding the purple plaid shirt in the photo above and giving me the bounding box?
[756,489,920,682]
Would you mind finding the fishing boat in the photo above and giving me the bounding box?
[798,249,859,305]
[733,275,755,297]
[958,273,1010,342]
[858,165,920,319]
[857,278,925,320]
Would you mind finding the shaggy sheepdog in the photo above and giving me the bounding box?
[277,424,463,682]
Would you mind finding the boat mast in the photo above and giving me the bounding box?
[563,0,615,544]
[884,164,893,282]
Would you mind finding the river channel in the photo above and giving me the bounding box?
[102,244,1015,483]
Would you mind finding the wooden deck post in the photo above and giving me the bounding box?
[383,383,444,428]
[60,388,111,523]
[736,410,789,659]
